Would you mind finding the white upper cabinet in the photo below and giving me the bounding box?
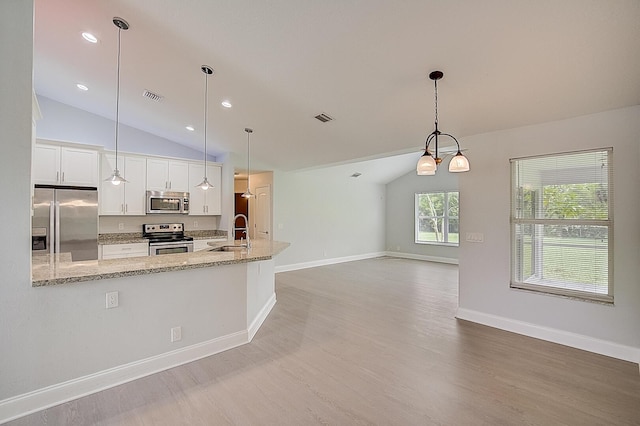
[146,159,189,192]
[188,163,222,215]
[33,144,99,187]
[100,154,146,215]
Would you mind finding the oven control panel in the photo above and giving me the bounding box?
[143,223,184,234]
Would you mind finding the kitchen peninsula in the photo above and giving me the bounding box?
[32,239,289,286]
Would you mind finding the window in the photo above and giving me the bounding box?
[415,191,459,245]
[510,148,613,303]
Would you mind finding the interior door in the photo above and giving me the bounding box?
[255,185,271,240]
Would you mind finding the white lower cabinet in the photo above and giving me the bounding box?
[100,242,149,259]
[189,163,222,215]
[100,154,146,215]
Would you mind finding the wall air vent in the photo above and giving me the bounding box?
[314,113,333,123]
[142,90,164,102]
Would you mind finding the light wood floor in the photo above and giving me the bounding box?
[9,258,640,425]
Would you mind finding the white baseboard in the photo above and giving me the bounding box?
[275,252,386,273]
[384,251,459,264]
[0,332,249,424]
[456,308,640,365]
[248,294,276,341]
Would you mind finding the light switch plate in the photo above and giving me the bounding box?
[466,232,484,243]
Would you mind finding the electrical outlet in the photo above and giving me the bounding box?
[171,326,182,342]
[193,221,198,228]
[118,223,124,231]
[106,291,119,309]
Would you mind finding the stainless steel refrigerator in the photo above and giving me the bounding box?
[32,186,99,261]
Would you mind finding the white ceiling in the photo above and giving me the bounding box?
[34,0,640,181]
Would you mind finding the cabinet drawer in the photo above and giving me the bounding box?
[101,242,149,258]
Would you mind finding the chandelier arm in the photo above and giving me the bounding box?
[425,131,437,150]
[439,133,462,152]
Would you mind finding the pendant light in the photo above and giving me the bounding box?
[105,17,129,185]
[196,65,214,190]
[241,128,254,199]
[417,70,470,175]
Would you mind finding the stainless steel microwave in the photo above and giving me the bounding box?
[146,190,190,214]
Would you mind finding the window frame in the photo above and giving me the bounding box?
[509,148,613,303]
[415,191,459,246]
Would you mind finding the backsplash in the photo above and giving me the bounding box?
[99,215,221,234]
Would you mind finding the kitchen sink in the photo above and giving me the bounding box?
[209,245,248,252]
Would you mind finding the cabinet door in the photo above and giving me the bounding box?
[146,159,169,191]
[123,156,146,215]
[33,144,61,184]
[205,164,222,215]
[188,163,207,215]
[61,147,99,187]
[168,160,189,192]
[100,154,125,215]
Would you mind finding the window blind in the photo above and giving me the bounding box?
[510,148,613,303]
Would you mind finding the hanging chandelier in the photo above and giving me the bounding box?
[241,128,254,199]
[105,17,129,185]
[196,65,214,190]
[417,70,470,175]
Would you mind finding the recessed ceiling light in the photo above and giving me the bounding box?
[221,100,232,108]
[185,126,195,131]
[81,32,98,43]
[76,84,89,91]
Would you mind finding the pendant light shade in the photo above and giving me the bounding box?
[241,128,254,199]
[105,17,129,185]
[417,70,470,175]
[196,65,214,190]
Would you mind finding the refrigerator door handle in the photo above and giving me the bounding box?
[55,201,61,255]
[49,204,55,255]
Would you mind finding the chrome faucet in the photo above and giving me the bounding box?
[233,214,250,248]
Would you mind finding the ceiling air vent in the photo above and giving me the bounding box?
[142,90,164,102]
[314,113,333,123]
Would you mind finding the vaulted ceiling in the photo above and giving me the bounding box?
[34,0,640,178]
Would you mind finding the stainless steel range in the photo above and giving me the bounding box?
[143,223,194,256]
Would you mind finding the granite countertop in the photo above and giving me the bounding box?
[98,230,227,245]
[32,240,290,287]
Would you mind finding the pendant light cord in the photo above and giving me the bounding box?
[114,26,122,168]
[203,70,208,174]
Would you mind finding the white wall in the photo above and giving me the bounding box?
[0,0,36,400]
[36,96,212,161]
[458,106,640,360]
[385,167,459,262]
[273,167,386,269]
